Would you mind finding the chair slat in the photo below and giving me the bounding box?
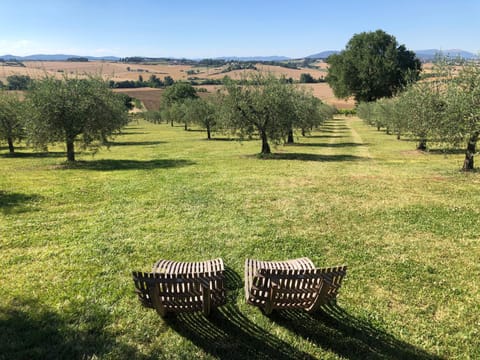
[244,257,347,314]
[134,258,226,317]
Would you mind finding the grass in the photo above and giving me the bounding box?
[1,116,479,359]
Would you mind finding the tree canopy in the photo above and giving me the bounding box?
[26,77,130,162]
[326,30,421,102]
[0,90,24,153]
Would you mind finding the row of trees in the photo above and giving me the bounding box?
[152,75,335,153]
[357,62,480,170]
[0,77,130,161]
[324,29,479,171]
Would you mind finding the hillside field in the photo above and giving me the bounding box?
[1,60,355,109]
[1,116,479,359]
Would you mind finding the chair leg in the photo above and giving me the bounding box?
[149,283,167,317]
[202,285,211,316]
[263,285,275,315]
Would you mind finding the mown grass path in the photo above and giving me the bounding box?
[1,118,479,359]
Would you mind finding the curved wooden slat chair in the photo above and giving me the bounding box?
[245,257,347,314]
[132,258,226,317]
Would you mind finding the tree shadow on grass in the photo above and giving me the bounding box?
[107,140,166,147]
[62,159,195,171]
[320,129,350,134]
[119,131,147,135]
[165,267,314,360]
[428,148,465,155]
[307,135,345,139]
[0,152,66,159]
[0,191,41,214]
[269,305,444,360]
[287,142,367,148]
[0,298,155,360]
[257,153,368,162]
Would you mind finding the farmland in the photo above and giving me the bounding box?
[1,60,356,110]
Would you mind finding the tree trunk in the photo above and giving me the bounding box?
[171,119,174,127]
[206,126,211,140]
[462,131,479,171]
[260,130,271,154]
[417,139,427,151]
[287,129,294,144]
[301,128,306,137]
[66,139,75,162]
[184,122,188,131]
[7,137,14,153]
[397,132,401,140]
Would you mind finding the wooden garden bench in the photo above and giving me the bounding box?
[245,257,347,314]
[132,258,226,317]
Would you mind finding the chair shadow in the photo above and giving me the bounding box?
[165,267,315,359]
[60,159,195,171]
[0,298,154,360]
[0,191,41,214]
[269,305,444,360]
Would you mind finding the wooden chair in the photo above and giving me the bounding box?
[132,258,226,317]
[245,257,347,314]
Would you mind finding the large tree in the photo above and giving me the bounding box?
[326,30,421,102]
[26,77,129,162]
[0,91,24,153]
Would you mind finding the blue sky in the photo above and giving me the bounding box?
[1,0,479,58]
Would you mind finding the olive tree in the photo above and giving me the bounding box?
[219,74,331,154]
[0,91,24,153]
[182,97,218,140]
[26,77,129,162]
[443,64,480,170]
[161,82,197,128]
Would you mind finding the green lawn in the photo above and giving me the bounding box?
[1,117,479,359]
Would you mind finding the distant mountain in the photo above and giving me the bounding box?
[0,54,120,61]
[414,49,478,61]
[215,56,291,62]
[306,50,339,59]
[306,49,478,61]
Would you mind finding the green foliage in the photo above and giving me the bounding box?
[299,73,316,83]
[0,91,24,153]
[163,76,174,87]
[219,74,333,153]
[7,75,33,90]
[161,82,198,108]
[326,30,421,102]
[144,110,162,124]
[26,76,130,161]
[182,97,218,139]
